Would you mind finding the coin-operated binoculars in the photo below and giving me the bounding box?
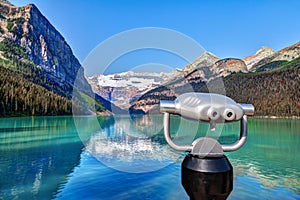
[160,93,254,200]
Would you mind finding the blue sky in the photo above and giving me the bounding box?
[10,0,300,75]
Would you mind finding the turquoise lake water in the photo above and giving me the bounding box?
[0,115,300,199]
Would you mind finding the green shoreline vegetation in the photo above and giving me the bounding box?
[0,60,73,117]
[0,58,107,117]
[0,37,74,117]
[221,66,300,117]
[0,29,111,117]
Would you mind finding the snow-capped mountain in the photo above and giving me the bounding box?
[87,70,179,109]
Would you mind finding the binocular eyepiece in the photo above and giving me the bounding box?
[160,93,254,124]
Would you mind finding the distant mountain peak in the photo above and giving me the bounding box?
[87,71,176,109]
[200,51,217,57]
[256,46,274,55]
[251,41,300,71]
[243,46,275,70]
[196,51,219,62]
[183,51,220,72]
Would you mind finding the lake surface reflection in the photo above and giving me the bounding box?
[0,116,299,199]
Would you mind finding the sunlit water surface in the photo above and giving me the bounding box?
[0,116,300,199]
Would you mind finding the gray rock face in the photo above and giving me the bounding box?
[242,46,275,71]
[183,51,220,72]
[0,2,89,92]
[251,42,300,71]
[211,58,247,77]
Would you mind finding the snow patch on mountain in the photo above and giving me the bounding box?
[87,71,178,109]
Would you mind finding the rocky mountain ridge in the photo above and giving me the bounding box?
[0,1,119,116]
[212,58,247,77]
[183,51,219,72]
[129,41,300,116]
[252,42,300,71]
[182,46,276,76]
[242,46,275,70]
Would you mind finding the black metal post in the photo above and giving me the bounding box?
[182,154,233,200]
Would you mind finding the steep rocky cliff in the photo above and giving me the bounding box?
[0,2,89,91]
[0,1,119,116]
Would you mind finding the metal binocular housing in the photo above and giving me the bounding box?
[160,92,255,153]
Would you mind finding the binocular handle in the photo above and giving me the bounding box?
[163,112,249,152]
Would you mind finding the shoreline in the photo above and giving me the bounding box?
[1,113,300,119]
[253,115,300,119]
